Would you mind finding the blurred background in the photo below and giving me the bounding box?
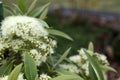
[1,0,120,80]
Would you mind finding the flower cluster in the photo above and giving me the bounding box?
[59,48,109,78]
[39,74,51,80]
[0,16,57,66]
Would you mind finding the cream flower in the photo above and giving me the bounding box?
[59,64,80,73]
[1,16,48,39]
[39,74,51,80]
[69,55,81,64]
[0,16,57,66]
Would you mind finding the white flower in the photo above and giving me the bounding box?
[59,64,80,73]
[0,16,57,65]
[1,16,48,39]
[69,55,81,64]
[78,49,87,60]
[51,40,57,46]
[99,54,107,61]
[39,74,51,80]
[30,49,39,56]
[0,76,8,80]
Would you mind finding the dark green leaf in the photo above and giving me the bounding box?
[0,61,13,76]
[47,29,73,41]
[84,49,105,80]
[24,52,37,80]
[89,63,98,80]
[8,63,23,80]
[17,0,27,14]
[53,48,71,69]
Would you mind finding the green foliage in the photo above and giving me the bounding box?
[40,7,48,20]
[39,19,49,28]
[100,65,116,72]
[17,0,27,14]
[0,61,13,76]
[53,48,71,69]
[47,29,73,41]
[89,64,98,80]
[51,75,83,80]
[24,52,37,80]
[8,63,22,80]
[29,3,50,17]
[1,1,116,80]
[27,0,38,14]
[57,69,83,80]
[84,49,105,80]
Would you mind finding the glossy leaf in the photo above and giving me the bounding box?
[0,61,13,76]
[8,63,23,80]
[24,53,37,80]
[17,0,27,14]
[29,3,50,17]
[53,48,71,69]
[84,49,105,80]
[89,63,98,80]
[57,69,83,80]
[51,75,83,80]
[47,29,73,41]
[27,0,38,14]
[39,19,49,28]
[40,7,48,20]
[101,65,117,72]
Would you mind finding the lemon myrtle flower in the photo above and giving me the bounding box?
[0,16,57,66]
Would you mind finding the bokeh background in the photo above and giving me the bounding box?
[1,0,120,80]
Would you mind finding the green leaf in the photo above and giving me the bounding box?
[39,19,49,28]
[17,0,27,14]
[8,63,23,80]
[84,49,105,80]
[53,48,71,69]
[57,69,76,75]
[89,63,98,80]
[27,0,38,15]
[47,29,73,41]
[29,3,50,17]
[3,5,16,15]
[88,42,94,52]
[57,69,82,79]
[39,7,48,20]
[24,52,37,80]
[12,4,23,15]
[101,65,117,72]
[0,61,13,76]
[51,75,83,80]
[57,70,84,80]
